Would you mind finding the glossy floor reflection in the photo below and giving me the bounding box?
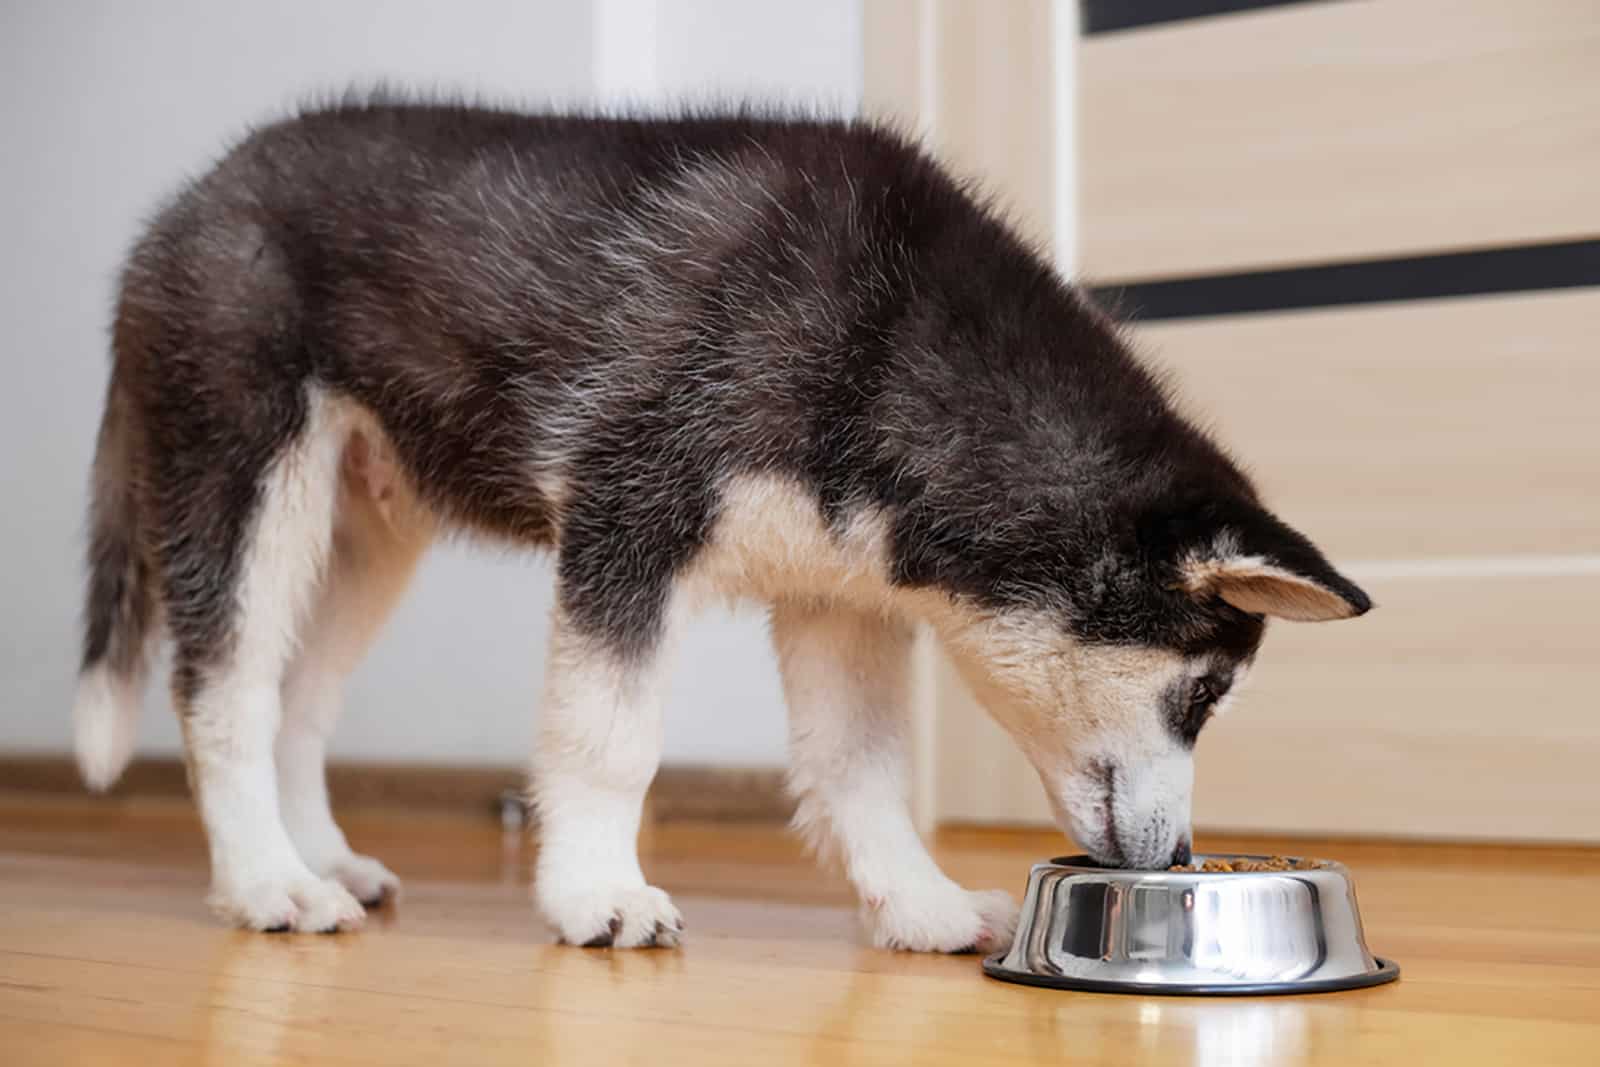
[1,796,1596,1066]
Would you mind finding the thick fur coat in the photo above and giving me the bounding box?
[75,101,1370,949]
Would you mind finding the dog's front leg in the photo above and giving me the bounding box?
[772,604,1019,953]
[531,602,682,948]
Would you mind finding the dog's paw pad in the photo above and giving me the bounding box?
[967,889,1021,952]
[211,876,367,934]
[645,918,683,949]
[544,885,683,950]
[322,853,401,908]
[290,878,367,933]
[868,885,1019,954]
[581,915,623,948]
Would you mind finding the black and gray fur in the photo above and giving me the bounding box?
[86,99,1366,698]
[75,102,1376,927]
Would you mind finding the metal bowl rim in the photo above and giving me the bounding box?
[1039,853,1352,877]
[982,954,1400,997]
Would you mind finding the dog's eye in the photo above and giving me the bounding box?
[1183,678,1220,737]
[1173,674,1228,744]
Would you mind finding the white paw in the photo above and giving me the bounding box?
[540,884,684,948]
[866,885,1020,954]
[319,852,401,907]
[209,875,367,933]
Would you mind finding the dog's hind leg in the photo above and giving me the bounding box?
[276,428,431,907]
[531,601,683,949]
[772,603,1019,953]
[162,388,366,933]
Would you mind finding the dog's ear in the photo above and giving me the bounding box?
[1180,510,1372,622]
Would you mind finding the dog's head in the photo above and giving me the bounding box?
[931,498,1370,869]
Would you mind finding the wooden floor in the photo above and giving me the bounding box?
[2,796,1597,1066]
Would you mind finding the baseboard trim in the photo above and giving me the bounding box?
[0,755,792,824]
[652,765,793,823]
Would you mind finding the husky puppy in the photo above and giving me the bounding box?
[73,101,1370,951]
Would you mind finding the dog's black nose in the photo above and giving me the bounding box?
[1169,840,1193,867]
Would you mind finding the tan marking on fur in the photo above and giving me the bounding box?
[688,476,1194,783]
[336,407,436,546]
[1182,554,1359,621]
[681,474,902,615]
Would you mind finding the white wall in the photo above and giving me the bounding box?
[0,0,861,767]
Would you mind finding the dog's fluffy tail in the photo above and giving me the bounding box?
[73,366,154,791]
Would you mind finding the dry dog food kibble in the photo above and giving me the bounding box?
[1168,856,1329,872]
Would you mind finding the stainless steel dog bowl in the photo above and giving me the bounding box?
[985,855,1399,996]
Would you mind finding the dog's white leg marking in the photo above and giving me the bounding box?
[184,393,365,933]
[276,667,402,905]
[773,603,1019,953]
[276,443,428,907]
[531,604,681,949]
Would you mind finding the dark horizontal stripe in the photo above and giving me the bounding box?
[1081,0,1336,36]
[1087,239,1600,322]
